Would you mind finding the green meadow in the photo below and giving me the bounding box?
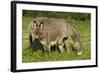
[22,11,91,63]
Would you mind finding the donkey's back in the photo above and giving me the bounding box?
[35,17,67,33]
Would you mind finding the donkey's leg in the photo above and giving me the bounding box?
[57,38,65,53]
[58,39,65,53]
[46,45,51,53]
[62,37,69,53]
[59,44,64,53]
[41,41,51,53]
[57,34,67,53]
[40,41,46,52]
[63,41,70,54]
[43,45,51,53]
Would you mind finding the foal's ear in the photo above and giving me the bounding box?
[32,20,37,28]
[39,21,44,29]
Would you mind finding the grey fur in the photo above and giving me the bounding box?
[29,17,82,55]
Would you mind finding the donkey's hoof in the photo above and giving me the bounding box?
[77,51,82,56]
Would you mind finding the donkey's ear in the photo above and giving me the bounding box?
[33,21,37,28]
[39,21,44,29]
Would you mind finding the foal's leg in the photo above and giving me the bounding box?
[58,39,65,53]
[63,41,70,54]
[59,43,64,53]
[56,32,66,53]
[41,41,51,53]
[62,37,69,53]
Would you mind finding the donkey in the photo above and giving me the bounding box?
[29,17,82,56]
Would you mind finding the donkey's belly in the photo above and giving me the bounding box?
[50,41,57,46]
[40,40,57,46]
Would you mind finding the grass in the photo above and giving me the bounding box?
[22,16,91,63]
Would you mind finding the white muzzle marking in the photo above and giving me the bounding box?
[35,36,39,38]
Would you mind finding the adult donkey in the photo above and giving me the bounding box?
[29,17,82,56]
